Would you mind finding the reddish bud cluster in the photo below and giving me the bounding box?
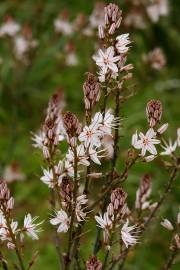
[0,179,14,211]
[86,255,102,270]
[60,177,73,207]
[135,174,151,209]
[63,111,81,140]
[83,73,100,110]
[43,89,65,154]
[146,99,162,127]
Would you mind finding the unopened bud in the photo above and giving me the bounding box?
[110,188,127,211]
[98,25,105,39]
[83,73,100,110]
[63,112,81,138]
[144,155,156,162]
[146,100,162,127]
[174,234,180,249]
[104,4,122,35]
[161,219,174,231]
[157,123,168,134]
[86,255,102,270]
[7,197,14,210]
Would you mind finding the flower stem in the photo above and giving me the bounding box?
[111,89,120,172]
[65,147,78,270]
[117,166,179,270]
[161,246,178,270]
[144,166,178,228]
[2,204,25,270]
[0,250,8,270]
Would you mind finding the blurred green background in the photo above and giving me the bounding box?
[0,0,180,269]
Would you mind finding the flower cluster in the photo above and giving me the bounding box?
[161,207,180,250]
[29,3,180,270]
[93,4,132,83]
[131,99,177,161]
[0,180,42,249]
[95,187,139,248]
[0,16,37,64]
[32,89,65,159]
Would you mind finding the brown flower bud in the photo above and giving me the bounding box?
[63,111,81,138]
[0,180,10,200]
[86,255,102,270]
[174,234,180,249]
[110,188,127,211]
[60,177,73,206]
[83,73,100,110]
[146,99,162,127]
[135,174,151,209]
[43,89,65,151]
[7,197,14,210]
[104,4,122,34]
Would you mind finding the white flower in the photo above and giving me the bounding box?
[92,110,119,136]
[88,146,103,165]
[100,110,119,136]
[54,18,73,35]
[98,68,106,82]
[177,128,180,147]
[95,212,112,230]
[161,219,174,231]
[121,219,139,248]
[50,210,70,233]
[23,214,42,240]
[3,163,25,183]
[79,124,102,148]
[32,131,46,149]
[146,0,169,23]
[66,52,78,66]
[40,168,54,188]
[66,144,90,167]
[93,46,120,74]
[116,34,131,54]
[132,128,160,156]
[0,19,20,37]
[14,36,37,61]
[75,195,88,222]
[0,220,18,242]
[160,139,177,156]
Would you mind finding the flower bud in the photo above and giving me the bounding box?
[7,197,14,210]
[157,123,168,134]
[104,4,122,35]
[110,188,127,211]
[146,100,162,127]
[135,174,151,209]
[144,155,156,162]
[177,209,180,225]
[161,219,174,231]
[63,112,81,138]
[0,180,10,200]
[98,25,105,39]
[174,234,180,249]
[83,73,100,110]
[86,255,102,270]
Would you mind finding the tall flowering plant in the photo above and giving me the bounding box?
[1,3,180,270]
